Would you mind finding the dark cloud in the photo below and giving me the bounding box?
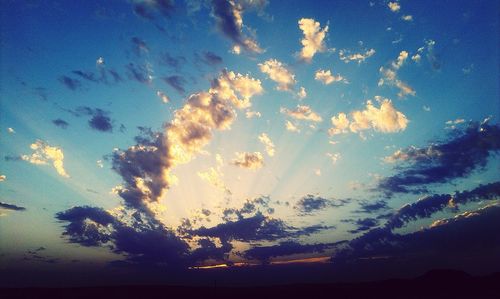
[126,63,152,84]
[159,52,187,70]
[385,181,500,230]
[56,206,189,266]
[52,119,69,129]
[71,107,114,132]
[33,87,48,101]
[0,202,26,211]
[68,68,123,86]
[243,241,331,263]
[343,218,380,234]
[72,70,100,83]
[210,0,262,53]
[294,195,350,215]
[58,76,81,90]
[333,204,500,267]
[355,200,389,214]
[377,121,500,196]
[163,75,187,94]
[222,196,271,221]
[110,127,171,213]
[201,51,223,66]
[133,0,175,20]
[131,37,149,55]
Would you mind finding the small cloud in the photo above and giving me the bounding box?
[339,48,375,64]
[285,120,300,133]
[7,127,15,134]
[258,133,275,157]
[423,105,431,112]
[20,140,70,177]
[315,69,347,85]
[96,56,105,66]
[201,51,223,66]
[245,110,261,119]
[58,76,82,91]
[0,202,26,211]
[163,75,186,94]
[0,175,6,182]
[401,15,413,21]
[326,152,341,164]
[314,169,321,176]
[52,119,69,129]
[297,18,329,62]
[281,105,322,122]
[258,59,296,91]
[156,90,170,103]
[231,152,264,169]
[297,87,307,99]
[388,1,400,13]
[96,160,104,168]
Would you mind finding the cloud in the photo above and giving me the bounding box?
[243,241,331,263]
[388,1,400,12]
[377,121,500,195]
[297,86,307,99]
[401,15,413,21]
[298,18,328,62]
[52,119,69,129]
[109,69,262,214]
[339,48,375,64]
[200,51,223,66]
[159,52,187,70]
[285,120,300,133]
[231,152,264,169]
[7,127,15,134]
[258,133,275,157]
[58,76,82,91]
[333,204,500,268]
[345,218,380,234]
[315,69,347,85]
[378,51,416,97]
[329,98,408,136]
[258,59,296,91]
[163,75,187,94]
[294,195,350,215]
[326,152,341,164]
[245,110,261,118]
[355,200,389,214]
[281,105,322,122]
[126,62,153,84]
[71,107,115,133]
[19,140,69,177]
[0,175,5,181]
[156,91,170,103]
[131,36,149,55]
[0,202,26,211]
[132,0,175,20]
[210,0,263,54]
[385,181,500,229]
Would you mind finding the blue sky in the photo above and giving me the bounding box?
[1,0,499,286]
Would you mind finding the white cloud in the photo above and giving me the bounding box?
[0,175,6,182]
[245,110,262,118]
[21,140,69,177]
[314,169,321,176]
[285,120,300,133]
[423,105,431,112]
[297,86,307,99]
[156,90,170,103]
[411,53,421,63]
[379,51,415,98]
[298,18,328,62]
[315,69,347,85]
[329,98,408,135]
[339,48,375,64]
[258,59,296,91]
[231,152,264,169]
[281,105,322,122]
[258,133,275,157]
[7,128,15,134]
[401,15,413,21]
[97,160,104,168]
[327,152,341,164]
[388,1,400,12]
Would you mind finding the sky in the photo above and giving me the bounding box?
[1,0,499,287]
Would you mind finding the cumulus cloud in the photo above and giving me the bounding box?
[377,121,500,195]
[231,152,264,169]
[245,110,261,118]
[19,140,69,177]
[339,48,375,64]
[210,0,263,54]
[294,195,350,215]
[258,59,296,91]
[258,133,275,157]
[329,98,408,136]
[70,107,115,133]
[297,86,307,99]
[109,70,262,214]
[281,105,322,122]
[315,69,347,84]
[0,202,26,211]
[379,51,416,97]
[388,1,400,12]
[298,18,328,62]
